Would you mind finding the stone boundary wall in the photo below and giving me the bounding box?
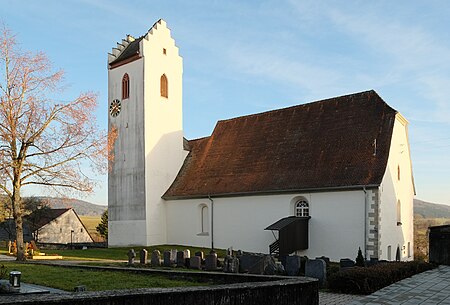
[0,265,318,305]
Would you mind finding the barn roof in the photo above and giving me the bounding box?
[26,208,70,228]
[163,90,397,199]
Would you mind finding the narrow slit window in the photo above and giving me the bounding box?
[122,73,130,100]
[160,74,168,98]
[397,200,402,225]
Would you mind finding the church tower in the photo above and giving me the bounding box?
[107,20,185,246]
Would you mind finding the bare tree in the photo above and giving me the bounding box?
[0,27,114,260]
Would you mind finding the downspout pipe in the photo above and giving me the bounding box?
[363,186,368,259]
[208,195,214,250]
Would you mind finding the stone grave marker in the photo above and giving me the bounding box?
[315,256,330,268]
[366,258,379,267]
[263,256,279,275]
[205,251,218,271]
[151,250,161,267]
[227,247,233,256]
[285,255,302,276]
[339,258,355,270]
[163,251,172,267]
[184,249,191,268]
[176,251,185,267]
[305,259,326,288]
[184,249,191,258]
[140,249,148,264]
[170,249,178,264]
[195,251,204,260]
[127,249,136,265]
[223,255,239,273]
[189,256,202,270]
[239,253,272,274]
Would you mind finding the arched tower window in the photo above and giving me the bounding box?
[122,73,129,100]
[295,199,309,217]
[160,74,168,98]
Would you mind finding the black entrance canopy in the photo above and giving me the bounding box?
[265,216,310,256]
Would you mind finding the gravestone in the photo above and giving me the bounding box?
[205,251,218,271]
[184,249,191,268]
[163,251,172,267]
[195,251,204,260]
[223,255,239,273]
[305,259,327,288]
[315,256,330,268]
[151,250,161,267]
[170,249,178,264]
[184,249,191,259]
[339,258,355,270]
[140,249,148,264]
[227,247,233,256]
[239,253,272,274]
[176,251,185,267]
[366,258,379,267]
[285,255,302,276]
[189,256,202,270]
[127,249,136,265]
[264,256,280,275]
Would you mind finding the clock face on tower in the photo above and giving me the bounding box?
[109,99,121,117]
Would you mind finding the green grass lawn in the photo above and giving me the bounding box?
[57,245,226,261]
[0,244,226,261]
[0,262,206,291]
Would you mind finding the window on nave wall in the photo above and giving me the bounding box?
[122,73,129,100]
[295,199,309,217]
[160,74,168,98]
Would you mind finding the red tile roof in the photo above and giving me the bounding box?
[163,90,397,199]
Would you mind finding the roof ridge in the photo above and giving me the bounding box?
[217,90,378,124]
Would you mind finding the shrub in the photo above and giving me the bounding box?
[328,261,435,294]
[355,248,365,267]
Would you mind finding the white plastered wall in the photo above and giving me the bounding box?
[108,20,187,246]
[379,114,415,261]
[166,190,366,261]
[108,58,147,246]
[142,20,187,245]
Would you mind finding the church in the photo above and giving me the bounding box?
[107,20,415,262]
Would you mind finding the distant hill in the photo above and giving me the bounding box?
[36,197,106,216]
[414,199,450,218]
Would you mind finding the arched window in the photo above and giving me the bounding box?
[387,245,392,260]
[295,199,309,217]
[122,73,129,100]
[199,205,209,234]
[397,200,402,225]
[160,74,168,98]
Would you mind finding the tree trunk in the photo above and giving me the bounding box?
[12,187,26,261]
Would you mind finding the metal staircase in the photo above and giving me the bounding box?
[269,239,280,256]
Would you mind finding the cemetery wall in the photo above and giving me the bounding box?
[0,266,318,305]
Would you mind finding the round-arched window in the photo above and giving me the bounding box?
[295,200,309,217]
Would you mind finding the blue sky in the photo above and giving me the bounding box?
[1,1,450,206]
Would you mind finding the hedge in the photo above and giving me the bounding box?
[328,261,435,294]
